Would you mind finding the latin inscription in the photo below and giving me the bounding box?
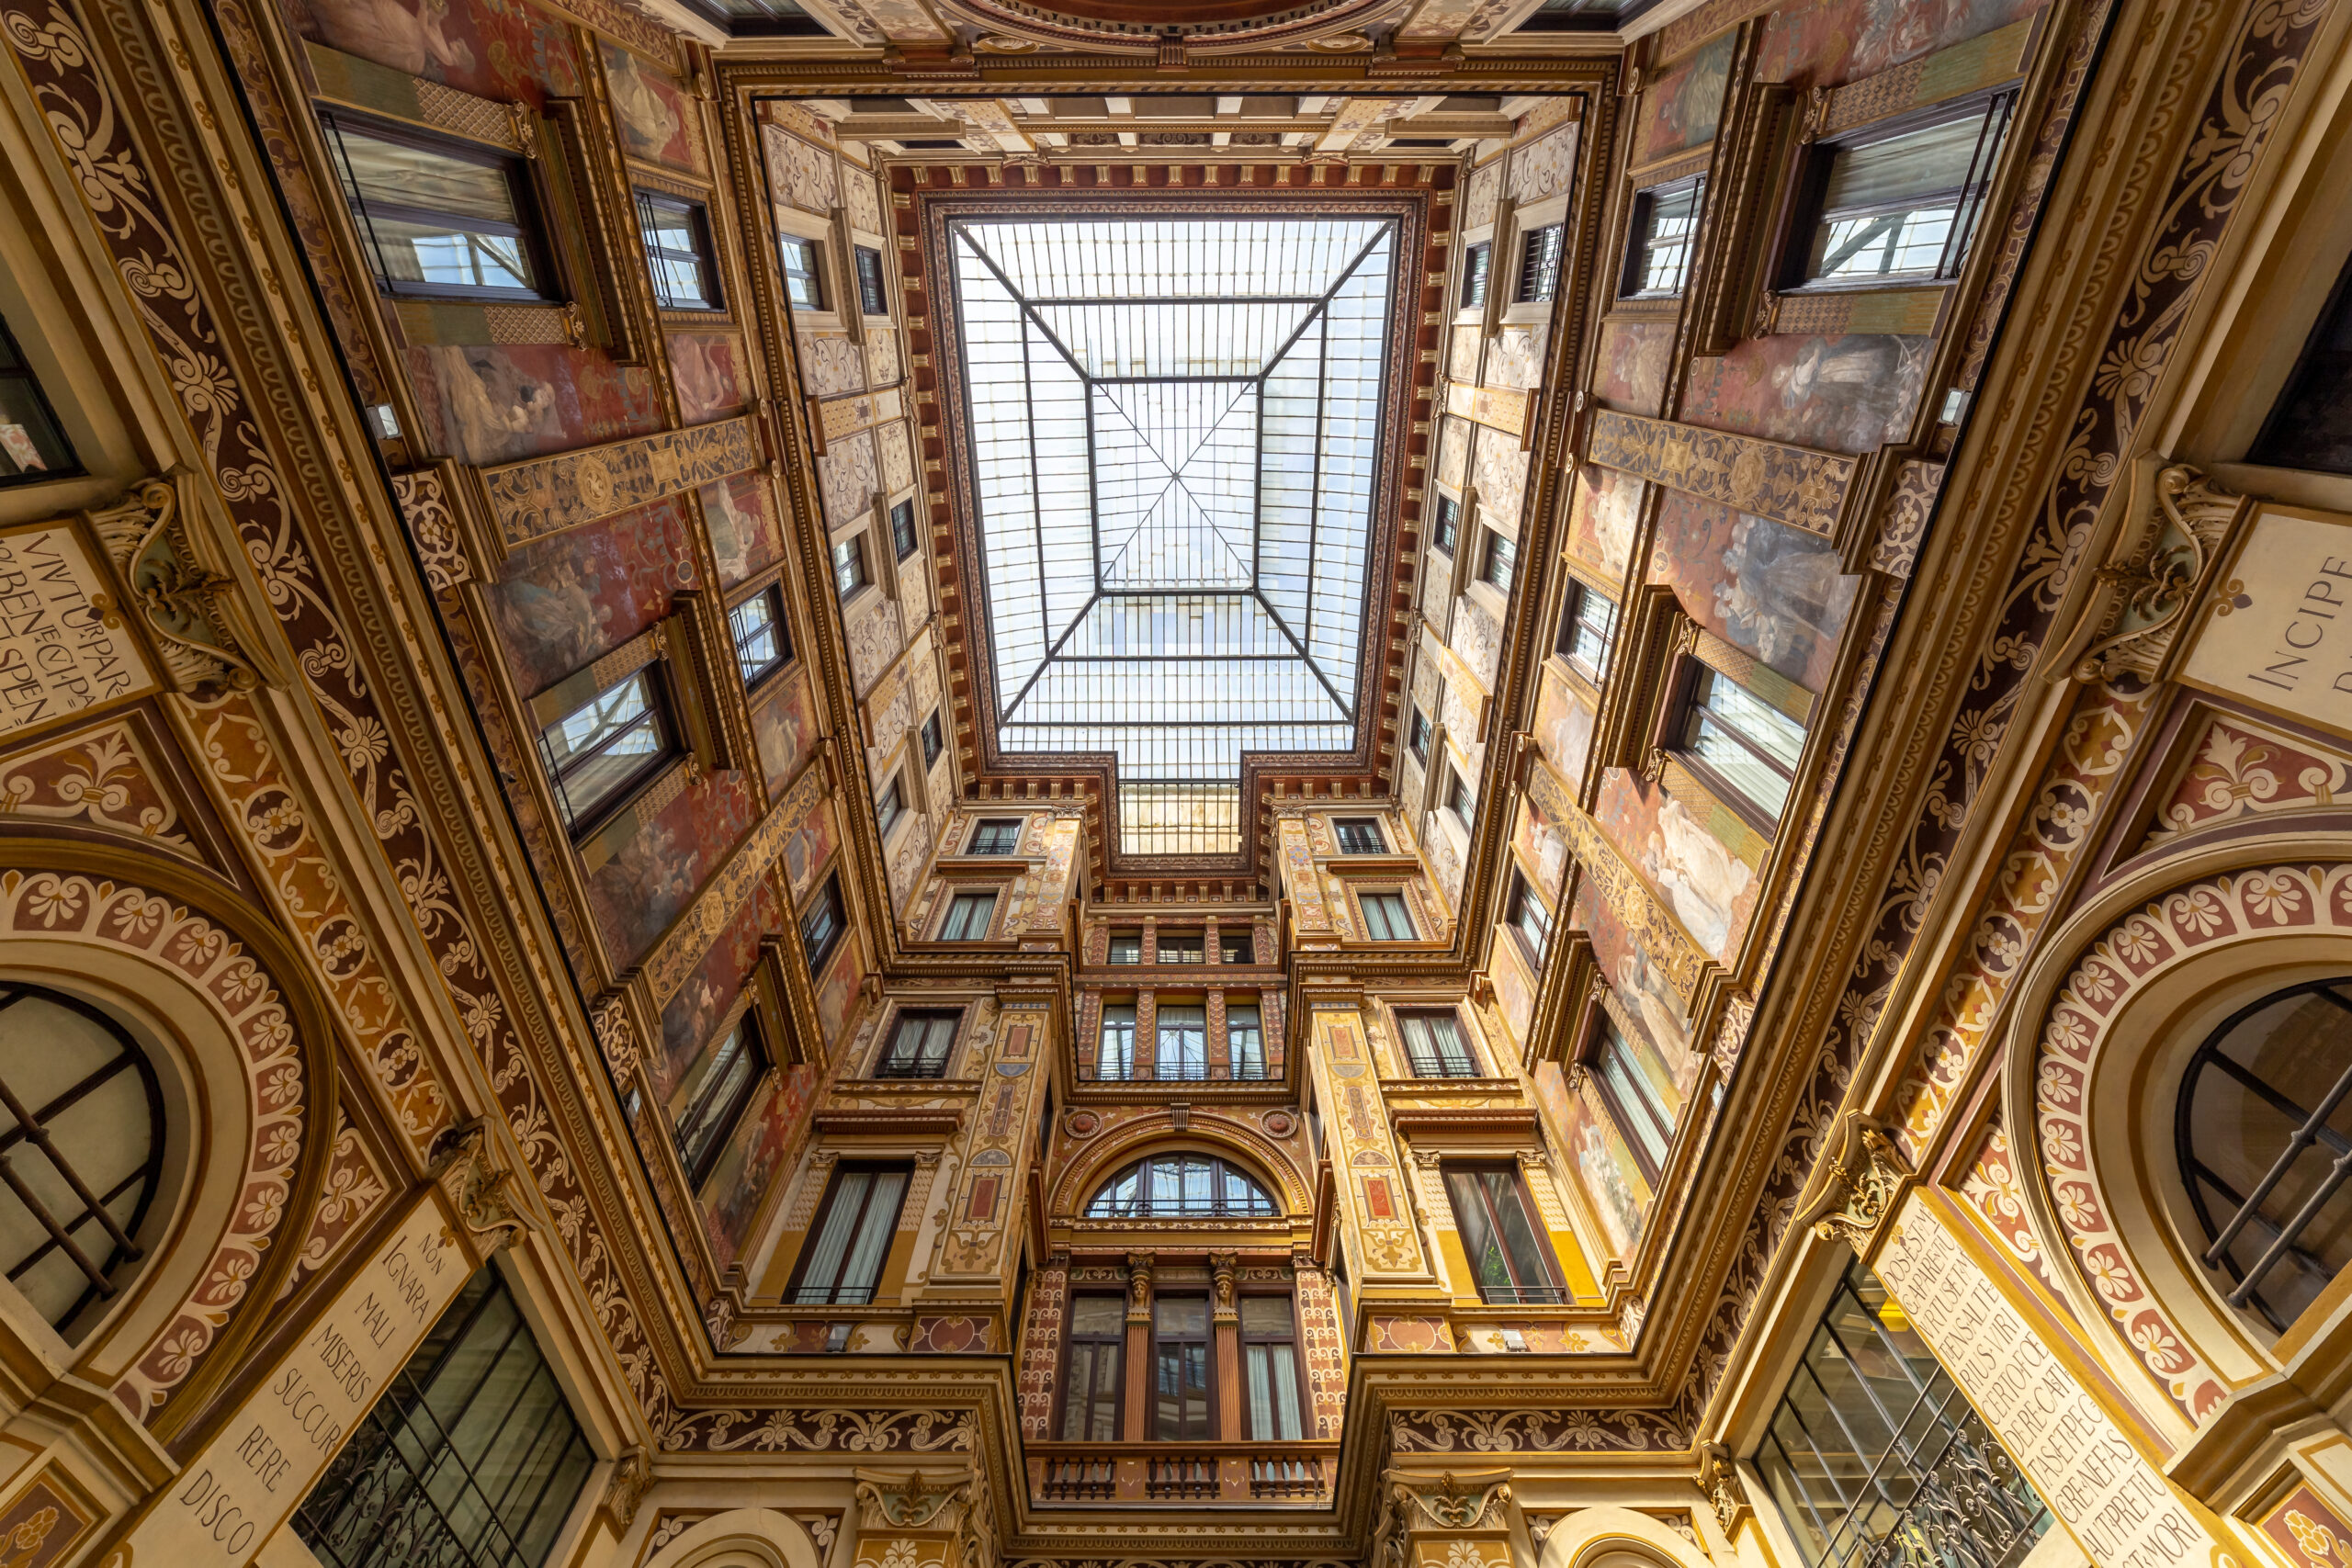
[1875,1195,2225,1568]
[0,524,154,735]
[2185,507,2352,734]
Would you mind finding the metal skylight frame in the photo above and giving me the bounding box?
[945,215,1400,806]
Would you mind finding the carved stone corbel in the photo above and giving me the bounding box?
[84,471,274,694]
[1384,1467,1517,1533]
[1697,1441,1750,1531]
[428,1117,530,1255]
[1126,1251,1154,1319]
[1798,1111,1909,1254]
[2044,461,2248,684]
[605,1446,650,1529]
[852,1465,978,1533]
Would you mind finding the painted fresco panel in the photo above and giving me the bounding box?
[603,43,697,171]
[1680,333,1931,455]
[702,1061,820,1269]
[1473,424,1529,531]
[489,494,695,698]
[753,668,820,795]
[1595,768,1758,961]
[703,471,781,589]
[1533,666,1596,784]
[586,771,757,966]
[1513,790,1570,904]
[814,932,863,1048]
[1637,32,1735,160]
[782,788,842,902]
[1756,0,2049,86]
[765,125,839,214]
[290,0,582,105]
[800,333,867,397]
[1593,321,1672,416]
[1508,123,1578,203]
[671,331,749,425]
[1534,1058,1650,1257]
[405,344,661,467]
[820,429,880,525]
[1490,323,1546,391]
[1566,466,1641,583]
[653,893,768,1104]
[1648,492,1857,692]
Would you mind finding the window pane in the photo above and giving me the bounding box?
[331,127,544,296]
[832,535,866,598]
[1157,1004,1207,1080]
[540,669,665,827]
[1100,1005,1136,1079]
[942,891,995,940]
[833,1169,907,1301]
[1240,1295,1292,1337]
[1807,110,2003,282]
[1478,1168,1556,1300]
[1599,1034,1673,1170]
[1228,1004,1265,1079]
[1564,586,1618,672]
[1631,183,1701,295]
[794,1169,870,1301]
[729,591,784,683]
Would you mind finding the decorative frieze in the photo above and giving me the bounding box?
[1588,410,1853,538]
[481,417,759,551]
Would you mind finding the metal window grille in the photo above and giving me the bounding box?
[2178,977,2352,1330]
[1228,1005,1266,1079]
[1460,242,1490,309]
[855,245,888,315]
[294,1266,594,1568]
[922,712,943,767]
[890,497,919,560]
[0,985,164,1337]
[1755,1263,2049,1568]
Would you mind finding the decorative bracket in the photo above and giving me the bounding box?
[1797,1111,1910,1254]
[1697,1441,1750,1531]
[429,1116,532,1256]
[84,471,275,694]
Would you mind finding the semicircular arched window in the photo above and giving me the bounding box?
[2178,976,2352,1331]
[1084,1153,1277,1219]
[0,983,167,1341]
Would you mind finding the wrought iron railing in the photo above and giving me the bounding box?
[1029,1442,1336,1506]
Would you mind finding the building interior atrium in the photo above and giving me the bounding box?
[4,0,2352,1564]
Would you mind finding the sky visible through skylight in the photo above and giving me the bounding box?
[950,215,1396,853]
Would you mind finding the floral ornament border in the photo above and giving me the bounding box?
[0,870,306,1423]
[2030,863,2352,1423]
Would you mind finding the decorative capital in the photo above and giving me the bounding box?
[1211,1250,1238,1319]
[589,988,641,1081]
[1697,1442,1749,1530]
[2071,462,2247,683]
[853,1466,977,1533]
[605,1447,650,1529]
[1384,1467,1516,1532]
[429,1118,529,1255]
[1802,1112,1910,1253]
[85,471,270,695]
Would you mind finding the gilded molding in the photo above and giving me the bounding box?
[1587,409,1853,538]
[1554,790,1709,1010]
[481,417,760,550]
[642,770,814,1006]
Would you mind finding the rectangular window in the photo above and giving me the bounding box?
[729,585,789,688]
[854,244,888,315]
[890,497,919,560]
[1158,930,1204,964]
[1399,1010,1478,1077]
[1680,664,1806,821]
[1592,1019,1676,1178]
[1335,818,1385,854]
[0,313,81,485]
[1060,1295,1125,1440]
[831,533,869,601]
[2255,250,2352,473]
[1479,528,1518,591]
[921,710,943,768]
[1156,1003,1207,1081]
[779,234,823,310]
[1099,1003,1137,1079]
[1795,96,2015,287]
[787,1164,911,1304]
[1446,768,1475,829]
[1219,930,1250,964]
[1228,1004,1265,1080]
[1756,1264,2051,1568]
[1444,1165,1563,1304]
[1509,872,1554,964]
[1241,1296,1304,1440]
[636,190,719,310]
[940,890,997,941]
[1409,706,1431,761]
[1107,930,1142,964]
[800,874,845,975]
[1557,581,1618,679]
[322,115,554,302]
[1460,241,1491,310]
[874,776,904,840]
[1152,1296,1214,1439]
[1623,177,1704,298]
[1432,492,1459,554]
[968,818,1023,854]
[668,1016,766,1186]
[876,1010,957,1078]
[1362,891,1415,942]
[1517,222,1566,304]
[538,665,673,833]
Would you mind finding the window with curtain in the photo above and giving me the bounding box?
[1157,1003,1207,1080]
[666,1017,766,1187]
[1755,1263,2049,1568]
[968,818,1023,853]
[1060,1294,1125,1439]
[787,1164,910,1303]
[1793,95,2015,286]
[1444,1164,1563,1304]
[1085,1154,1277,1217]
[293,1265,594,1568]
[1509,873,1554,965]
[1591,1020,1677,1179]
[1242,1296,1304,1439]
[876,1010,957,1078]
[1228,1004,1266,1080]
[1107,930,1143,964]
[1153,1296,1213,1438]
[537,665,674,835]
[940,890,997,940]
[1335,818,1385,854]
[1398,1010,1479,1077]
[1679,663,1806,822]
[1158,930,1205,963]
[1362,892,1415,942]
[1098,1004,1137,1080]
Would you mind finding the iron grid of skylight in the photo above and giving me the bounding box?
[950,216,1396,840]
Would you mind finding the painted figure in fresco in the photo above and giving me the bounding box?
[671,334,740,424]
[1582,473,1639,579]
[1617,951,1700,1098]
[1770,335,1931,452]
[1577,1118,1644,1254]
[496,551,606,682]
[704,481,756,584]
[1714,513,1855,676]
[1639,795,1754,959]
[604,47,682,162]
[431,346,561,464]
[305,0,472,75]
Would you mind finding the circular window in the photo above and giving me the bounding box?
[2177,976,2352,1332]
[0,983,166,1339]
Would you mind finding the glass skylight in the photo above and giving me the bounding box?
[949,216,1396,854]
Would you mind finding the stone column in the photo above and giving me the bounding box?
[1123,1253,1152,1443]
[1211,1252,1241,1444]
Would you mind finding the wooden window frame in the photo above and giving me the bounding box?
[779,233,825,310]
[1584,1016,1677,1181]
[320,109,562,305]
[937,887,1000,942]
[671,1011,770,1188]
[921,710,944,768]
[1360,889,1417,942]
[1149,1294,1217,1440]
[1227,1000,1267,1080]
[1620,175,1706,300]
[1459,241,1492,310]
[875,773,905,841]
[1443,1162,1566,1304]
[1556,577,1619,682]
[783,1161,911,1304]
[636,187,722,312]
[967,817,1023,854]
[1106,929,1143,964]
[1515,220,1566,304]
[854,244,889,317]
[1478,526,1518,592]
[1333,817,1386,854]
[1156,929,1205,964]
[800,872,847,976]
[1396,1007,1480,1078]
[1657,649,1808,832]
[1431,491,1459,555]
[0,312,83,487]
[1776,90,2019,296]
[875,1008,960,1079]
[728,582,790,690]
[1506,870,1554,967]
[1408,706,1432,761]
[536,660,681,841]
[1238,1292,1308,1441]
[1154,998,1209,1082]
[889,497,920,561]
[1057,1293,1126,1440]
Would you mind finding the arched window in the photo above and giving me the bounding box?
[0,984,167,1339]
[2177,976,2352,1331]
[1084,1153,1276,1218]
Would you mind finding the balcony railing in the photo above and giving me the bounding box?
[1028,1442,1338,1506]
